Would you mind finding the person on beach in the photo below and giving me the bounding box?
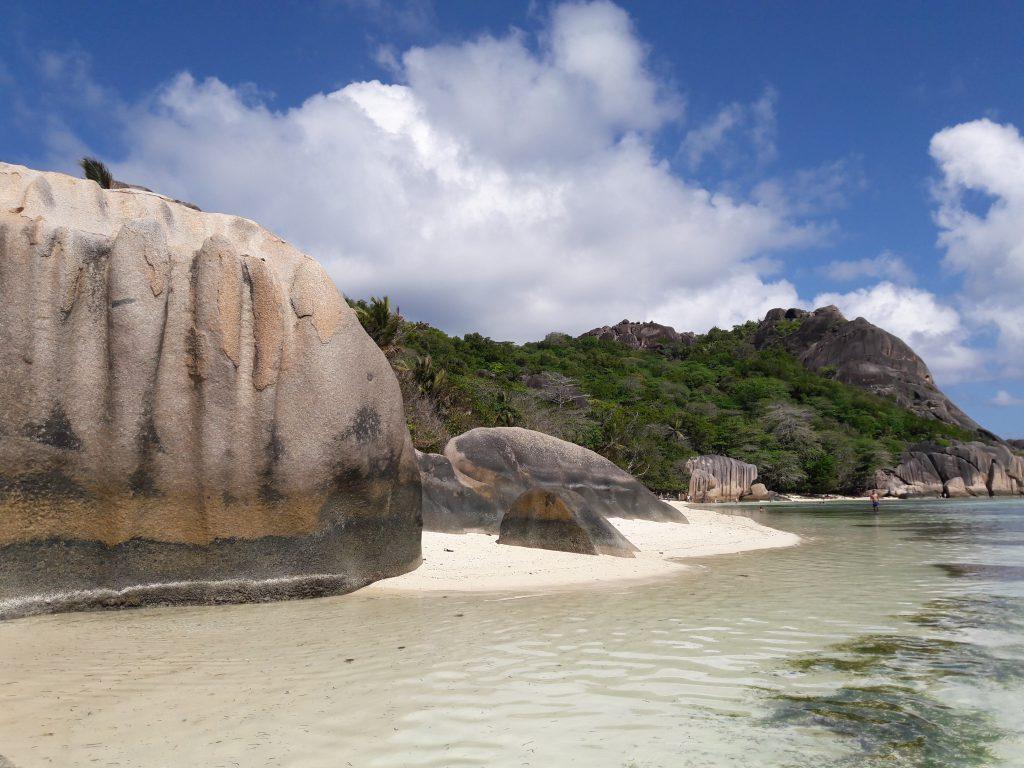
[870,490,880,512]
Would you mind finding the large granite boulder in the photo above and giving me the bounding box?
[746,483,771,501]
[581,319,695,351]
[0,163,421,619]
[944,477,970,498]
[685,455,760,502]
[754,306,989,436]
[497,489,638,557]
[419,427,684,532]
[874,441,1024,498]
[416,449,493,532]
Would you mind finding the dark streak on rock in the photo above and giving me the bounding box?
[347,406,382,445]
[21,406,82,450]
[0,469,88,500]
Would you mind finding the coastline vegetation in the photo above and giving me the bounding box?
[350,297,973,495]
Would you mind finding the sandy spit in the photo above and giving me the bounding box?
[365,502,799,593]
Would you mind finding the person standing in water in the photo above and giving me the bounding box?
[870,489,880,512]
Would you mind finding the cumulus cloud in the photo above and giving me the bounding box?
[814,282,981,384]
[821,252,914,284]
[930,118,1024,375]
[102,1,817,340]
[991,390,1024,407]
[650,269,800,333]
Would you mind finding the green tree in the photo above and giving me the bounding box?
[352,296,402,352]
[411,354,447,397]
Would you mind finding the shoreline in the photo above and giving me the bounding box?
[365,502,800,594]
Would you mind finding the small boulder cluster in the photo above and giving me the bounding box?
[873,441,1024,498]
[685,455,771,502]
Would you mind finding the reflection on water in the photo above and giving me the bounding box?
[0,498,1021,767]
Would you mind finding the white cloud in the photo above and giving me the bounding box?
[814,282,981,384]
[102,1,817,341]
[678,102,743,168]
[752,158,865,221]
[651,269,800,333]
[991,390,1024,407]
[337,0,437,37]
[930,118,1024,375]
[749,86,778,165]
[822,252,914,284]
[679,86,776,170]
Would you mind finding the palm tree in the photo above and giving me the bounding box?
[495,391,519,427]
[412,355,447,397]
[79,157,113,189]
[354,296,402,351]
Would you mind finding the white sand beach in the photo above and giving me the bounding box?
[366,502,800,593]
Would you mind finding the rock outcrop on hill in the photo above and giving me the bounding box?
[685,455,762,502]
[1009,439,1024,451]
[873,441,1024,498]
[754,306,987,436]
[581,320,695,351]
[418,427,684,532]
[0,163,421,619]
[497,489,638,557]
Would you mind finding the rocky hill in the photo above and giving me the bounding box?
[582,320,695,351]
[579,306,989,439]
[753,306,989,437]
[389,307,975,498]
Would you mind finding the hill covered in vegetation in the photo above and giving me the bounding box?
[350,298,978,497]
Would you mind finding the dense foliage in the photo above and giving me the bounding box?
[353,299,973,496]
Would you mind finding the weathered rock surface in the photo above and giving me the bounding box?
[581,320,695,351]
[746,482,771,501]
[754,306,989,436]
[419,427,684,532]
[874,441,1024,498]
[685,455,761,502]
[0,163,421,619]
[497,488,638,557]
[416,449,493,533]
[944,477,970,498]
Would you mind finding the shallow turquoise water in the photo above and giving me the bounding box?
[0,499,1021,767]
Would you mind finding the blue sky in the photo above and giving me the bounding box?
[2,1,1022,436]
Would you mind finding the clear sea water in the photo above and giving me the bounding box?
[1,499,1022,767]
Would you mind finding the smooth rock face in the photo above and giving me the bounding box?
[746,483,771,501]
[0,163,421,619]
[497,489,638,557]
[581,319,695,351]
[421,427,684,532]
[416,450,493,532]
[874,441,1024,498]
[755,306,988,436]
[685,455,760,502]
[944,477,970,498]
